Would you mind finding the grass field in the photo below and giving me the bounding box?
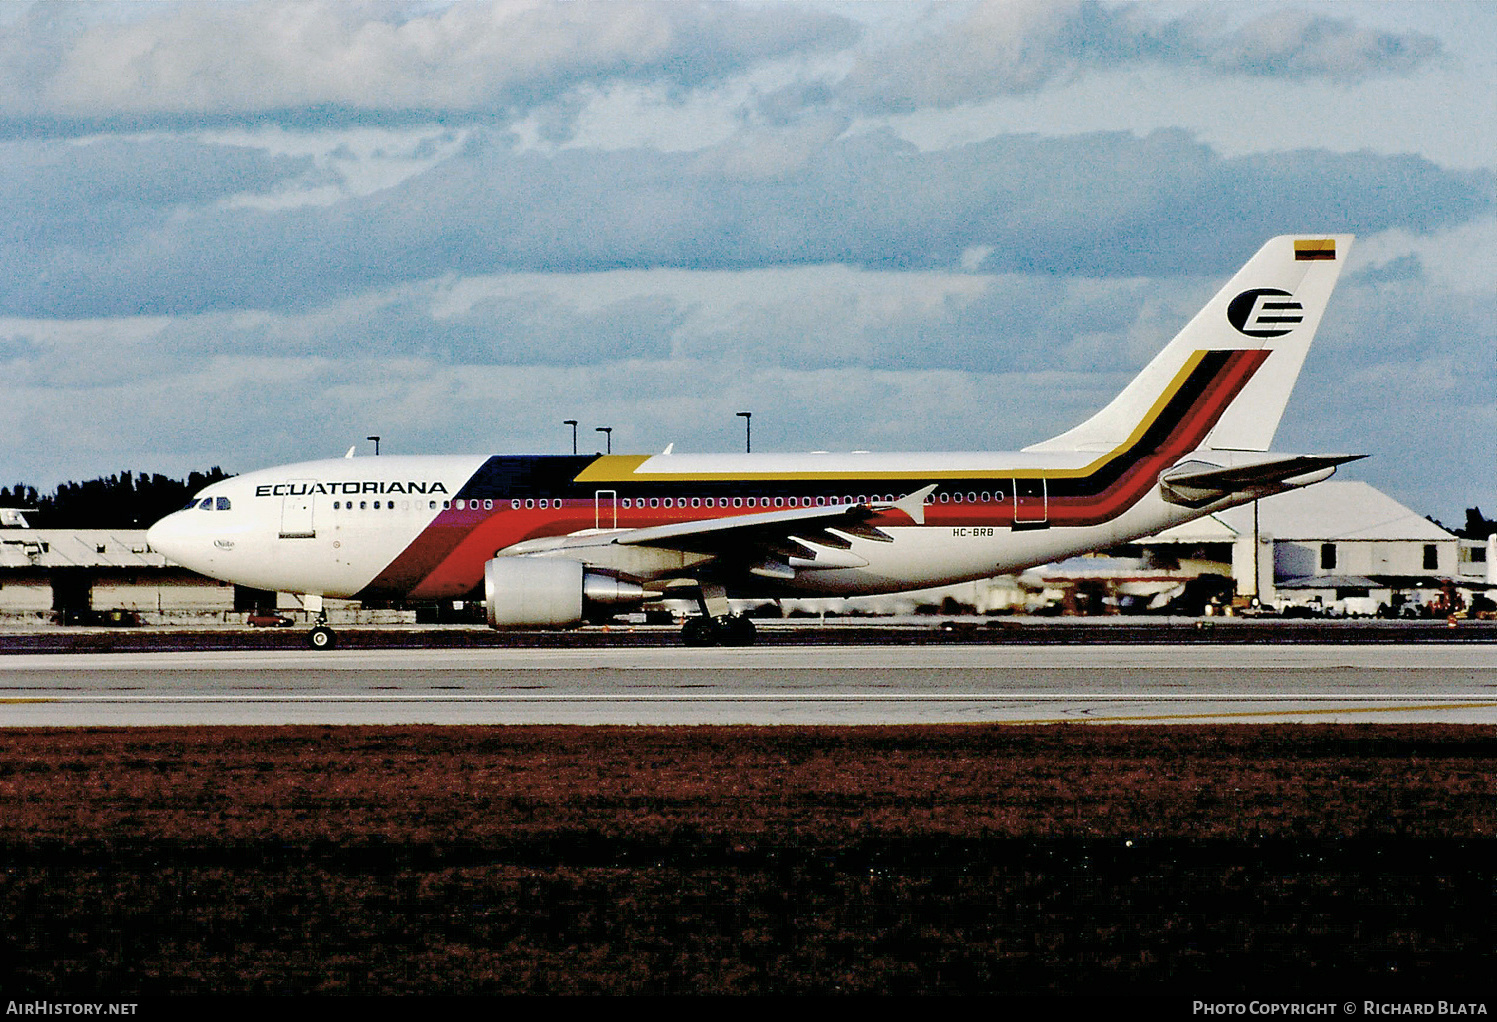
[2,724,1494,995]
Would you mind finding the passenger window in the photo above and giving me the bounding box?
[360,501,367,510]
[484,499,493,510]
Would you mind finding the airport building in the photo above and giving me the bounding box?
[1023,481,1492,617]
[0,522,232,621]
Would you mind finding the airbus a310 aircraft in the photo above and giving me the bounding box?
[147,235,1360,648]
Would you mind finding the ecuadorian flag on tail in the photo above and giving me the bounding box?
[1294,238,1336,261]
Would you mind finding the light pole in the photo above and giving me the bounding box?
[736,411,752,453]
[564,420,578,455]
[366,435,380,456]
[595,427,612,454]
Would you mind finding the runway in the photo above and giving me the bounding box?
[4,643,1497,725]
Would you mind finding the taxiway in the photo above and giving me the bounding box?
[3,643,1496,725]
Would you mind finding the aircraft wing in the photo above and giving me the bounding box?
[617,486,930,548]
[498,485,935,580]
[1159,454,1365,507]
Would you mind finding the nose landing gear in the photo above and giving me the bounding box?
[304,595,336,650]
[308,621,337,650]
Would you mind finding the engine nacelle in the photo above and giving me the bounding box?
[483,557,655,628]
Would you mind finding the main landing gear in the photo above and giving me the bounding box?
[680,582,757,647]
[681,613,756,647]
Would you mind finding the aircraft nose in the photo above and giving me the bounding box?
[146,514,187,563]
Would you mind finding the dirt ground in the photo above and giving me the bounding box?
[2,724,1494,995]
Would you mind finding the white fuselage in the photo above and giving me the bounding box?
[145,450,1223,602]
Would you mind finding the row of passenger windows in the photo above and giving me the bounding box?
[332,500,444,511]
[191,490,1006,516]
[477,492,1005,509]
[490,495,905,511]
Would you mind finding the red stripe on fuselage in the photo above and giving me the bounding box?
[1040,347,1266,525]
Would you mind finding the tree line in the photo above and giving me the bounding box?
[1,470,234,529]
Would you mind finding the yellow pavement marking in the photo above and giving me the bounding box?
[995,702,1497,725]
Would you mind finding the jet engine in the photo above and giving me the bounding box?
[483,556,656,628]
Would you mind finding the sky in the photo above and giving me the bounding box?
[1,0,1493,526]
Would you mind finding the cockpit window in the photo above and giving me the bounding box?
[216,497,231,510]
[198,498,214,510]
[182,499,199,511]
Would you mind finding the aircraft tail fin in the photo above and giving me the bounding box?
[1024,235,1353,455]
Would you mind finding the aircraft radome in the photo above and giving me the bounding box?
[147,235,1361,648]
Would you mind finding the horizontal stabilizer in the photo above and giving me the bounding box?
[1159,454,1365,507]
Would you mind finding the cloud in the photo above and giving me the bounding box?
[4,243,1491,522]
[2,126,1490,318]
[838,0,1442,114]
[0,137,317,249]
[0,0,859,136]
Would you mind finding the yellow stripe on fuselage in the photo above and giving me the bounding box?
[571,351,1214,484]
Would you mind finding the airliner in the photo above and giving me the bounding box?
[147,235,1360,648]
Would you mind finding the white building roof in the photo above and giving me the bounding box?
[1140,481,1453,545]
[1145,516,1239,543]
[1212,481,1453,542]
[0,530,169,570]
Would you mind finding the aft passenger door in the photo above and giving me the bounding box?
[1013,477,1048,527]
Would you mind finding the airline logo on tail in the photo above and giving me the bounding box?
[1228,289,1304,338]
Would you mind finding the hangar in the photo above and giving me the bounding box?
[1036,481,1493,616]
[0,519,233,621]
